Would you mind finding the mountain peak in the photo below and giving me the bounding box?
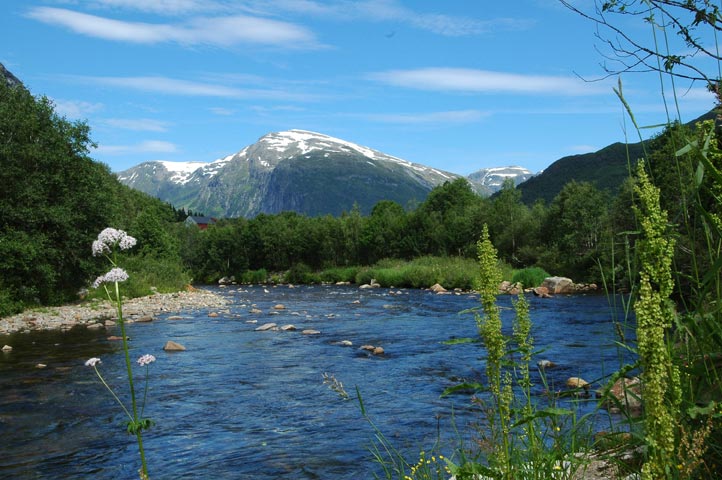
[258,129,384,161]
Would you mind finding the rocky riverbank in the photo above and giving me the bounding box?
[0,288,229,336]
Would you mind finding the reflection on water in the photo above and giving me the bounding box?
[0,286,635,479]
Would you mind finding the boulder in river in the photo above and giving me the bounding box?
[163,340,186,351]
[255,323,277,331]
[541,277,575,294]
[566,377,590,390]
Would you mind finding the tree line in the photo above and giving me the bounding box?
[1,71,712,315]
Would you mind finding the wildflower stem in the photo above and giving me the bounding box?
[114,280,149,478]
[140,366,149,418]
[93,366,133,421]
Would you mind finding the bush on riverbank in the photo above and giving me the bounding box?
[353,256,481,290]
[85,254,192,301]
[511,267,550,289]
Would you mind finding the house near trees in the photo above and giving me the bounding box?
[184,216,218,230]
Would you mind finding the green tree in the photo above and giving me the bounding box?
[413,178,480,256]
[539,181,610,281]
[0,80,117,309]
[360,200,410,263]
[489,179,535,266]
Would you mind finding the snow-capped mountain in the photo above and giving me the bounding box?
[117,130,460,217]
[466,166,535,196]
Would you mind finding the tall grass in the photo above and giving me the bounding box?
[353,256,482,290]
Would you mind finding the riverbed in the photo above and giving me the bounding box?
[0,285,635,479]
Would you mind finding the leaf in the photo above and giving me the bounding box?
[441,382,485,397]
[688,401,717,419]
[695,162,705,187]
[511,407,574,428]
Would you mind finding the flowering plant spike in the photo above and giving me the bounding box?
[87,227,152,479]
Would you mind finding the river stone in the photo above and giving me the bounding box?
[273,304,286,310]
[136,315,153,322]
[302,329,320,335]
[86,323,104,330]
[541,276,575,294]
[2,345,12,352]
[335,340,353,346]
[255,322,277,331]
[163,340,186,351]
[602,376,642,415]
[566,377,590,389]
[430,283,447,293]
[208,312,219,318]
[373,347,385,355]
[537,359,557,369]
[360,345,375,351]
[249,308,263,314]
[280,324,297,331]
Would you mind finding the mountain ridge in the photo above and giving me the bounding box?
[118,129,531,217]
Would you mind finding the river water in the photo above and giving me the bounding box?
[0,285,635,479]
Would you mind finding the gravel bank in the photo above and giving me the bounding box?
[0,288,229,336]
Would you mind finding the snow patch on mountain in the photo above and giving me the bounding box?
[159,161,207,184]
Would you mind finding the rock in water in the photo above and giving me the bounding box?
[163,340,186,351]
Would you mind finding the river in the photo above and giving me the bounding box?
[0,285,635,479]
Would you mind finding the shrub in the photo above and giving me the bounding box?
[285,263,320,284]
[319,266,359,283]
[511,267,550,289]
[241,268,268,284]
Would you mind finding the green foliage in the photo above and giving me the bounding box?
[511,267,550,289]
[633,161,681,479]
[0,80,118,307]
[240,268,268,284]
[352,256,479,290]
[285,263,321,284]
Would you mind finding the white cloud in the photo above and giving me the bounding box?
[246,0,531,37]
[88,0,217,15]
[52,99,104,118]
[26,7,321,49]
[208,107,236,116]
[76,75,321,101]
[369,68,608,95]
[363,109,488,124]
[95,140,178,155]
[104,118,170,131]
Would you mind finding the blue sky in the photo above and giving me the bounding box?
[1,0,717,174]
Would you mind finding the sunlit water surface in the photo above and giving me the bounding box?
[0,285,634,479]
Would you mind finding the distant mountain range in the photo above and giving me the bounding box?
[117,129,534,217]
[516,109,717,205]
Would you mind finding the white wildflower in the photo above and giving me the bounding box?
[137,354,156,367]
[85,357,102,367]
[92,267,129,288]
[92,240,110,256]
[119,235,137,251]
[92,228,137,256]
